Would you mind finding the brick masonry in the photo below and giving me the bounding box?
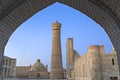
[0,0,120,77]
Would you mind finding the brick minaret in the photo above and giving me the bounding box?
[50,21,63,79]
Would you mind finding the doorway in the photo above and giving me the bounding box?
[110,77,118,80]
[37,73,40,78]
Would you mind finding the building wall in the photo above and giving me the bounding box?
[74,45,119,80]
[74,52,91,80]
[101,50,119,80]
[16,66,49,79]
[29,71,48,79]
[9,59,16,77]
[2,56,16,78]
[16,66,30,78]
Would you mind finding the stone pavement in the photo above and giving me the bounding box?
[0,78,67,80]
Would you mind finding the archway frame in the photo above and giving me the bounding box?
[0,0,120,76]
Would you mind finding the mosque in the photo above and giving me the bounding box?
[66,38,119,80]
[16,59,49,79]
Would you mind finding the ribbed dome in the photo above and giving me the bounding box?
[30,59,45,71]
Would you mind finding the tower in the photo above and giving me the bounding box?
[88,45,103,80]
[66,38,74,79]
[66,38,74,64]
[50,21,63,79]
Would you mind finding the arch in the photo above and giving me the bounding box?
[0,0,120,76]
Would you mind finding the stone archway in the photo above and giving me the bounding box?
[0,0,120,76]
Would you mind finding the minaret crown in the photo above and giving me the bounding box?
[52,21,61,30]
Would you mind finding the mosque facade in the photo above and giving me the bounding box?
[66,38,119,80]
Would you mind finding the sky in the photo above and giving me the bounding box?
[4,2,113,71]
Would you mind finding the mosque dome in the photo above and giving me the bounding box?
[74,50,80,57]
[30,59,46,71]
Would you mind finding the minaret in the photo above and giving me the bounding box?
[50,21,63,79]
[66,38,74,79]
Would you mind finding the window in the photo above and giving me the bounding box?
[9,60,11,66]
[6,59,8,65]
[112,58,115,65]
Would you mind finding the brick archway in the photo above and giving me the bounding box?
[0,0,120,76]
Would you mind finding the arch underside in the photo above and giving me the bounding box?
[0,0,120,75]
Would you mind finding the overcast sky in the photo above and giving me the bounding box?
[4,2,112,71]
